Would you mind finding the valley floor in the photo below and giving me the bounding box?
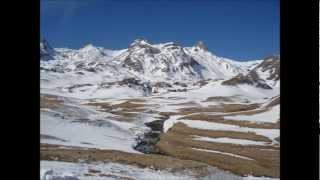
[40,82,279,180]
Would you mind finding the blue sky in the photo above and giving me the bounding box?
[41,0,279,61]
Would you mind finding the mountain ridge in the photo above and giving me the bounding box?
[40,38,279,96]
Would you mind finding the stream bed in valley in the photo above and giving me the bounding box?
[134,115,169,154]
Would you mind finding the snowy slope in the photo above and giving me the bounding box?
[184,41,261,79]
[40,39,264,83]
[40,39,280,99]
[41,160,278,180]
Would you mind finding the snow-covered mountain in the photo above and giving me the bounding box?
[40,39,263,81]
[40,38,279,98]
[222,55,280,89]
[184,41,261,79]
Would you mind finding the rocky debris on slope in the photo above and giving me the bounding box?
[153,82,173,88]
[222,73,272,89]
[192,79,211,87]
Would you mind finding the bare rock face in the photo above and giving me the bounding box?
[253,55,280,82]
[222,73,271,89]
[153,82,172,88]
[123,56,145,73]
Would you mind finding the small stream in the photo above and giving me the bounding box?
[134,115,169,154]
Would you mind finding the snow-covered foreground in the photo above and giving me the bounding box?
[41,81,280,178]
[41,109,140,153]
[41,160,194,180]
[41,160,279,180]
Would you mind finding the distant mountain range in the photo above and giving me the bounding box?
[40,38,280,98]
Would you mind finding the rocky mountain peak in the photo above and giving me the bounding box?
[129,38,152,48]
[40,38,55,61]
[40,38,53,53]
[81,43,96,50]
[194,41,208,51]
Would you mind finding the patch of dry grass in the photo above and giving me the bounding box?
[85,102,111,109]
[155,123,279,177]
[265,96,280,108]
[168,101,200,107]
[85,100,146,111]
[40,94,63,108]
[40,144,211,178]
[158,111,180,117]
[179,114,279,129]
[223,108,269,116]
[85,101,149,121]
[159,103,263,117]
[111,101,145,109]
[111,111,139,120]
[120,98,146,103]
[156,141,279,178]
[177,103,260,114]
[168,122,272,142]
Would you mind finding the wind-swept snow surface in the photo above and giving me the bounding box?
[41,160,194,180]
[41,160,278,180]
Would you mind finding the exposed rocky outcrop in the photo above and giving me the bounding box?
[222,55,279,89]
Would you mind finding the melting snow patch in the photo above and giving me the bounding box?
[192,136,268,146]
[41,160,197,180]
[225,105,279,123]
[191,148,254,161]
[243,175,279,180]
[177,120,279,142]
